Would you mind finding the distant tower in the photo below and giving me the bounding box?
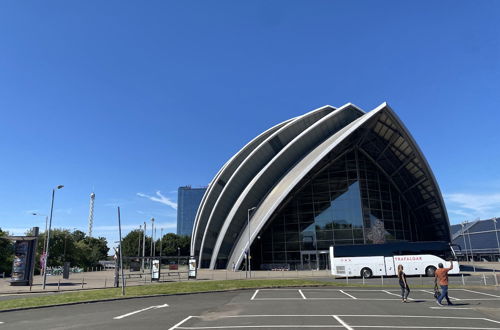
[88,192,95,237]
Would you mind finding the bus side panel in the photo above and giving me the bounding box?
[384,257,396,276]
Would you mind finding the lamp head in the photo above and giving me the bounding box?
[57,185,64,189]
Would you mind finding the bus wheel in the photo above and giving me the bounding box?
[360,268,372,278]
[425,266,436,277]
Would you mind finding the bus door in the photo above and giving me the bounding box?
[384,256,395,276]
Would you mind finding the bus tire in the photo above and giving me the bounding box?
[425,266,436,277]
[360,267,372,278]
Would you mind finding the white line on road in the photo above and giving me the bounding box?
[460,289,500,298]
[298,289,306,299]
[382,290,414,300]
[429,307,474,310]
[333,315,354,330]
[169,315,194,330]
[339,290,357,299]
[176,326,344,328]
[251,290,259,300]
[113,303,169,320]
[420,289,461,301]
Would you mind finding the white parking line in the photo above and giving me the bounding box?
[429,307,474,310]
[421,289,461,301]
[460,289,500,298]
[169,315,194,330]
[170,315,500,329]
[251,290,259,300]
[382,290,414,301]
[339,290,357,299]
[298,289,307,299]
[333,315,354,330]
[113,303,168,320]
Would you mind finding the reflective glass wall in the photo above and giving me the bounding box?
[252,148,420,270]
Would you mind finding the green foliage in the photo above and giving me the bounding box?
[120,231,190,257]
[159,233,190,256]
[0,229,14,275]
[35,229,109,270]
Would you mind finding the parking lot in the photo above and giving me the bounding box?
[169,288,500,330]
[1,287,500,329]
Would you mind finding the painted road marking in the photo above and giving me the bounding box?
[339,290,357,299]
[460,289,500,298]
[169,315,194,330]
[421,289,461,301]
[113,303,169,320]
[251,290,259,300]
[382,290,414,300]
[298,289,307,299]
[168,314,500,329]
[333,315,354,330]
[429,307,474,310]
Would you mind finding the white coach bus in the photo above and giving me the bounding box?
[329,241,460,278]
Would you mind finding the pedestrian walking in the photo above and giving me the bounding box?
[435,261,454,306]
[397,264,410,302]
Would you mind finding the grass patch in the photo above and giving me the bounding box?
[0,279,345,311]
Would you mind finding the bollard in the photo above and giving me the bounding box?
[81,278,84,289]
[362,276,365,286]
[462,274,465,286]
[225,270,228,280]
[420,274,423,286]
[381,275,384,286]
[346,275,349,285]
[104,278,107,288]
[483,274,487,286]
[58,279,60,291]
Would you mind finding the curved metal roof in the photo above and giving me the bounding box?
[190,118,292,258]
[198,105,336,267]
[192,102,451,270]
[209,104,364,269]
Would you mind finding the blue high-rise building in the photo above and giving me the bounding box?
[177,186,207,236]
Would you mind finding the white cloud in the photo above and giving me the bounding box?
[444,193,500,221]
[137,191,177,210]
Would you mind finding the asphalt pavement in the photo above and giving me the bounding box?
[1,287,500,329]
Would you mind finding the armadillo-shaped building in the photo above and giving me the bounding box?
[191,103,450,270]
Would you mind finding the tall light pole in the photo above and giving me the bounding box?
[42,185,64,290]
[32,212,48,258]
[150,218,155,258]
[142,222,146,271]
[138,225,142,257]
[466,221,475,271]
[247,206,256,278]
[460,222,469,261]
[493,217,499,260]
[159,228,163,259]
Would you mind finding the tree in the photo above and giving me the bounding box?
[158,233,190,256]
[0,229,13,275]
[121,229,151,257]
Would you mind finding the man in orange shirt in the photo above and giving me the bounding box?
[434,262,454,306]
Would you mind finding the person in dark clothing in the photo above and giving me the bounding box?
[397,264,410,302]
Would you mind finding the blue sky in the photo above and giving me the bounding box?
[1,1,499,247]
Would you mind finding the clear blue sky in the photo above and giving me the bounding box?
[1,1,499,247]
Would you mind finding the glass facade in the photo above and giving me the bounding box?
[177,187,207,237]
[252,148,421,270]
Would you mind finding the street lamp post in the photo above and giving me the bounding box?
[32,213,48,261]
[150,218,155,258]
[247,207,256,279]
[177,246,180,266]
[42,185,64,290]
[142,222,146,271]
[460,222,469,261]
